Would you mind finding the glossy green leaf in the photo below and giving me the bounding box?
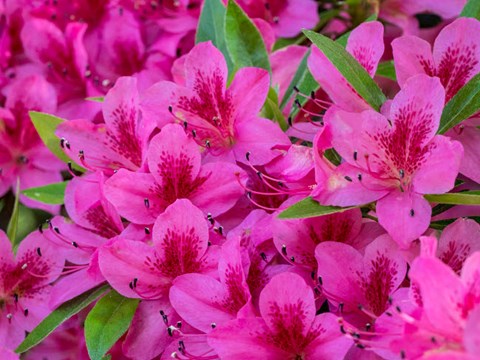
[16,284,111,354]
[303,30,386,111]
[461,0,480,20]
[278,197,357,219]
[425,191,480,205]
[196,0,233,73]
[85,291,139,360]
[438,73,480,134]
[225,0,271,74]
[376,61,397,81]
[7,179,20,244]
[22,181,68,205]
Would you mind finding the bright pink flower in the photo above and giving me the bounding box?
[208,272,352,359]
[0,75,63,212]
[314,74,463,247]
[104,123,244,224]
[308,21,385,113]
[57,76,154,173]
[0,230,66,350]
[235,0,318,38]
[315,235,407,327]
[141,41,290,165]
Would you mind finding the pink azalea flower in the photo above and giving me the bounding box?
[0,230,66,350]
[314,74,463,247]
[207,272,352,359]
[104,123,244,224]
[235,0,319,38]
[0,75,63,212]
[56,76,154,173]
[141,41,290,165]
[315,235,407,328]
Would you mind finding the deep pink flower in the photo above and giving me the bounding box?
[208,272,352,359]
[313,74,463,247]
[142,41,290,165]
[104,123,244,224]
[0,230,65,350]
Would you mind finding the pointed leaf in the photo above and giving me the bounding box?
[261,88,288,130]
[85,291,139,360]
[461,0,480,20]
[225,0,271,75]
[425,191,480,205]
[438,73,480,134]
[278,197,357,219]
[21,181,68,205]
[303,30,386,111]
[7,179,20,245]
[16,284,111,354]
[196,0,233,73]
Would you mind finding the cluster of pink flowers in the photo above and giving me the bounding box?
[1,0,479,359]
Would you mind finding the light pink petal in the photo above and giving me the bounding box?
[410,256,465,335]
[0,347,18,360]
[315,241,365,310]
[233,116,289,165]
[140,81,177,128]
[98,239,168,299]
[391,35,434,88]
[308,46,371,112]
[170,273,233,333]
[460,252,480,302]
[259,272,315,337]
[153,199,210,276]
[465,306,480,354]
[433,18,480,101]
[6,75,57,114]
[362,235,407,315]
[265,144,314,182]
[273,0,318,38]
[189,161,244,217]
[346,21,384,77]
[104,170,163,225]
[413,135,463,195]
[64,22,88,79]
[228,67,270,120]
[438,219,480,274]
[0,231,14,266]
[271,46,308,100]
[376,190,431,249]
[448,124,480,183]
[208,317,289,359]
[389,74,445,145]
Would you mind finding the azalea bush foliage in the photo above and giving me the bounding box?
[1,0,480,359]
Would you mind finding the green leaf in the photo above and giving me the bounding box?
[303,30,386,111]
[461,0,480,20]
[225,0,271,75]
[425,191,480,205]
[85,291,139,360]
[7,179,20,244]
[85,96,105,103]
[29,111,84,172]
[278,197,357,219]
[196,0,233,73]
[261,88,288,131]
[21,181,68,205]
[16,284,111,354]
[375,61,397,81]
[438,73,480,134]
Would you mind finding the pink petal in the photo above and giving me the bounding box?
[140,81,177,128]
[391,35,434,88]
[271,45,308,102]
[460,252,480,302]
[465,306,480,354]
[346,21,385,77]
[0,231,14,267]
[448,124,480,183]
[5,75,57,114]
[376,190,431,249]
[273,0,318,38]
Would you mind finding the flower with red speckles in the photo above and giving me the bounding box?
[141,41,290,165]
[207,272,352,360]
[0,230,66,349]
[313,74,463,248]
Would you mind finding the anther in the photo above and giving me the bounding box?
[144,198,150,208]
[167,326,175,337]
[36,247,42,257]
[400,350,406,359]
[293,85,300,92]
[353,151,358,161]
[281,244,287,256]
[72,242,78,248]
[133,278,138,288]
[191,130,197,138]
[399,169,405,179]
[21,263,28,270]
[24,309,29,317]
[53,227,60,234]
[260,252,267,262]
[183,121,188,130]
[218,226,224,235]
[290,256,295,262]
[294,99,302,108]
[344,176,353,182]
[245,151,251,161]
[318,276,323,285]
[6,313,12,320]
[205,140,211,148]
[211,322,216,329]
[365,323,371,331]
[357,174,362,181]
[176,321,182,328]
[168,105,173,113]
[340,325,346,334]
[38,225,43,234]
[410,209,415,217]
[310,90,315,99]
[144,227,150,235]
[13,294,18,303]
[287,117,293,126]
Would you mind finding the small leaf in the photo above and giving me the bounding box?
[278,197,357,219]
[461,0,480,20]
[29,111,84,172]
[303,30,386,111]
[85,291,139,360]
[7,179,20,244]
[16,284,111,354]
[85,97,105,103]
[22,182,68,205]
[225,0,271,75]
[438,73,480,134]
[425,191,480,205]
[375,61,397,81]
[261,88,288,131]
[196,0,233,73]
